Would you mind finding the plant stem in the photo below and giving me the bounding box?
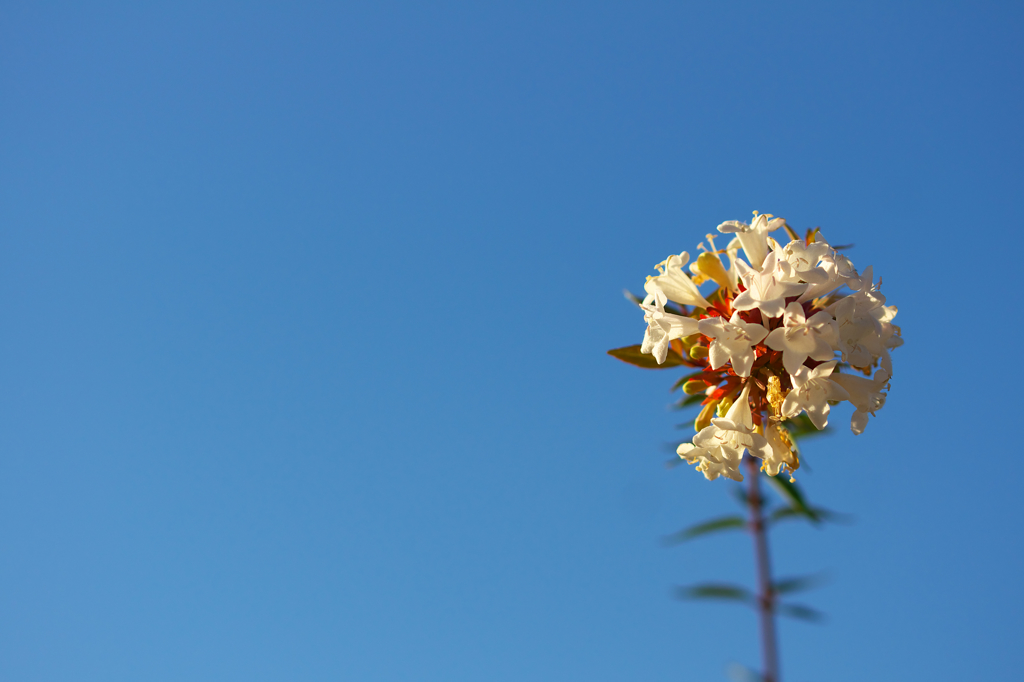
[746,455,780,682]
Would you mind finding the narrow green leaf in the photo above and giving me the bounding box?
[765,474,819,523]
[778,603,826,623]
[773,573,827,595]
[607,345,687,369]
[675,583,753,603]
[769,505,852,526]
[663,515,746,545]
[673,393,705,410]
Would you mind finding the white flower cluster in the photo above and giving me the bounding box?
[638,212,902,482]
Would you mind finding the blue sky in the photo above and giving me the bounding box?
[1,2,1022,680]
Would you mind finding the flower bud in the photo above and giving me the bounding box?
[693,251,731,290]
[682,380,707,395]
[694,401,717,432]
[689,344,709,360]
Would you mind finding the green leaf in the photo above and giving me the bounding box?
[765,474,820,523]
[773,573,827,595]
[769,505,852,526]
[607,345,687,369]
[672,393,705,410]
[663,515,746,545]
[675,583,753,604]
[778,602,826,623]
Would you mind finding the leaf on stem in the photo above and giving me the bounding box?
[769,505,852,526]
[777,602,826,623]
[765,474,820,523]
[663,515,746,545]
[673,393,705,410]
[773,573,828,595]
[675,583,754,604]
[607,345,687,369]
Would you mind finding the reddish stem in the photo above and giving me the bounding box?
[746,456,780,682]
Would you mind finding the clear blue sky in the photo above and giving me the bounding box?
[2,2,1022,680]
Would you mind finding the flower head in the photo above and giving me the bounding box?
[621,211,902,479]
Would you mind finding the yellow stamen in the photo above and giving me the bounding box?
[766,374,787,416]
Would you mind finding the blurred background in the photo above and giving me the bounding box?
[1,2,1022,680]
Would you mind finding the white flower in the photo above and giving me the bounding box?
[831,291,893,373]
[844,265,887,309]
[797,249,858,303]
[717,212,785,269]
[640,295,700,364]
[830,369,890,435]
[733,252,807,319]
[771,239,831,284]
[678,385,770,481]
[643,252,712,309]
[764,302,840,375]
[781,361,849,430]
[698,311,769,377]
[871,303,903,374]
